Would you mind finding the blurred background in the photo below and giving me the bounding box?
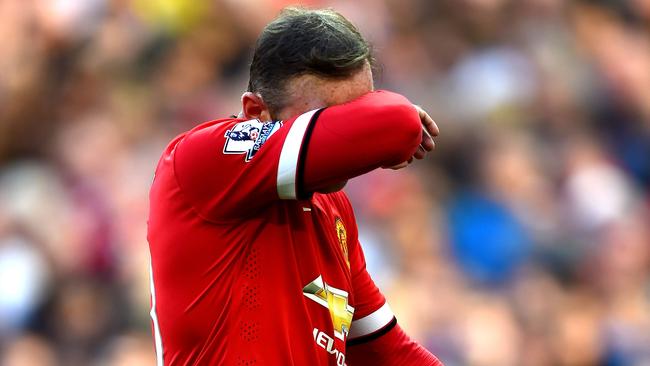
[1,0,649,365]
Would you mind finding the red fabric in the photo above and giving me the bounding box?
[347,323,444,366]
[302,90,422,192]
[147,90,422,365]
[172,90,422,221]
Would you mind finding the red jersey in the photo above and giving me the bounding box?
[148,91,423,365]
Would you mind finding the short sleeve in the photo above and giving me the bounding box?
[173,110,321,221]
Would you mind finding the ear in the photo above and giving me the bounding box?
[241,92,272,121]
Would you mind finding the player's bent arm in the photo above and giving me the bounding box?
[297,90,422,196]
[346,321,444,366]
[172,90,423,220]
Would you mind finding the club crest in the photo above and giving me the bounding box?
[223,119,282,161]
[335,217,350,268]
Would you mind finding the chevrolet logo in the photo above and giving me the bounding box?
[303,276,355,341]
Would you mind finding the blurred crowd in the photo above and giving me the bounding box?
[1,0,649,365]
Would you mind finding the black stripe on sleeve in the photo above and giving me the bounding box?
[295,107,326,200]
[346,316,397,347]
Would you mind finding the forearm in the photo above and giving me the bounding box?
[346,322,443,366]
[301,90,422,194]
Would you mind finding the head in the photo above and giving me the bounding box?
[242,7,374,122]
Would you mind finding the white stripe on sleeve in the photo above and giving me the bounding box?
[276,109,318,199]
[348,302,395,340]
[149,263,164,366]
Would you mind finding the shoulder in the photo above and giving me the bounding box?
[315,191,358,230]
[177,117,285,163]
[161,118,237,157]
[331,190,355,212]
[313,190,353,208]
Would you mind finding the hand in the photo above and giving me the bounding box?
[385,105,439,170]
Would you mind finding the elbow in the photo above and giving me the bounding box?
[384,104,422,163]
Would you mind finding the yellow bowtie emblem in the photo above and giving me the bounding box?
[303,276,355,341]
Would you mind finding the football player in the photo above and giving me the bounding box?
[148,7,442,366]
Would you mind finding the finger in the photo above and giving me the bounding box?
[388,161,409,170]
[414,145,426,159]
[421,113,439,137]
[427,119,439,138]
[421,128,435,151]
[414,104,439,138]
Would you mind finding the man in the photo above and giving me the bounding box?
[148,7,442,366]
